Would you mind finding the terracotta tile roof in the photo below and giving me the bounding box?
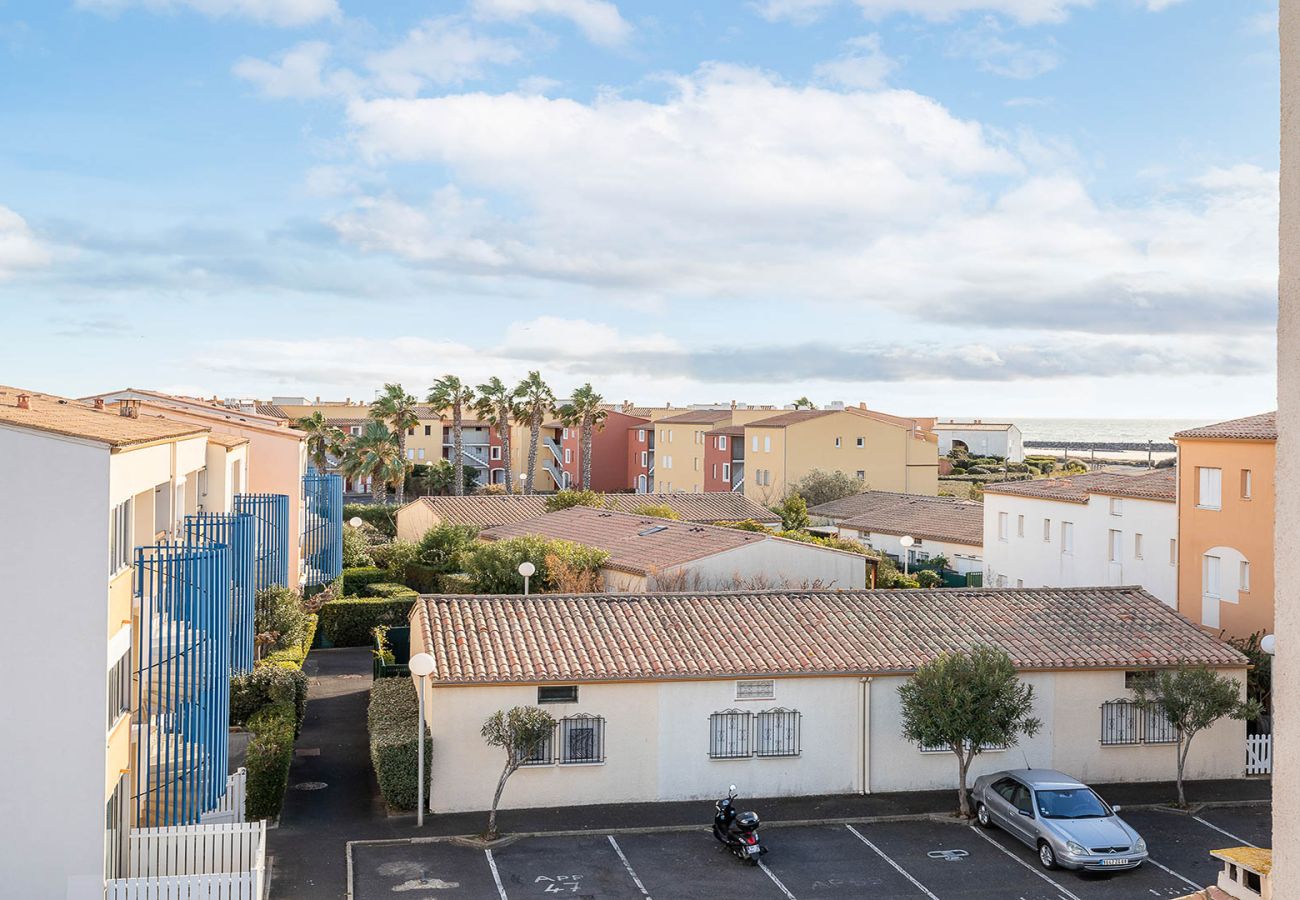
[479,506,778,575]
[1174,412,1277,441]
[254,404,288,419]
[402,493,781,528]
[747,409,835,428]
[655,409,735,425]
[206,432,250,449]
[982,469,1176,504]
[82,388,289,426]
[811,491,984,546]
[934,422,1017,432]
[411,585,1246,684]
[0,388,209,448]
[705,425,745,437]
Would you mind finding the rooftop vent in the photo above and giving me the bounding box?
[119,399,140,419]
[16,393,30,410]
[93,398,105,410]
[637,525,669,537]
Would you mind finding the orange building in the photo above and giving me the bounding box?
[1175,412,1277,639]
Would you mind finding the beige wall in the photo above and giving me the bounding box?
[396,500,440,543]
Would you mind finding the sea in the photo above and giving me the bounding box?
[1013,418,1204,447]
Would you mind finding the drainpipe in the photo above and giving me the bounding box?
[859,676,872,794]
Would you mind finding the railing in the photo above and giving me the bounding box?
[543,436,563,463]
[233,493,289,593]
[542,458,563,489]
[302,472,343,586]
[1247,734,1272,775]
[105,821,266,900]
[199,770,247,825]
[183,513,255,674]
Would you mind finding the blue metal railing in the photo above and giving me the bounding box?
[302,472,343,585]
[234,492,290,593]
[185,512,256,673]
[133,540,231,828]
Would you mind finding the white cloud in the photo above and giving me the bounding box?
[367,17,523,95]
[471,0,632,47]
[233,41,349,99]
[814,34,896,89]
[1144,0,1187,10]
[756,0,1092,25]
[0,205,50,278]
[948,18,1060,79]
[751,0,838,24]
[75,0,339,27]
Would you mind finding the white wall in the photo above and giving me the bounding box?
[0,427,113,900]
[675,539,869,589]
[837,529,983,576]
[937,427,1024,462]
[982,492,1178,606]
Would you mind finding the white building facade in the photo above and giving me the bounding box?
[934,421,1024,462]
[836,528,983,577]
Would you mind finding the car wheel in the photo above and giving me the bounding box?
[1038,842,1058,870]
[976,803,992,828]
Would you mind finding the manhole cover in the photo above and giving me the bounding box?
[339,674,365,679]
[293,781,328,791]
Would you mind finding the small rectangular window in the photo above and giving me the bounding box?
[1241,560,1251,592]
[1016,515,1024,537]
[1108,529,1121,562]
[1043,518,1051,542]
[1100,699,1141,746]
[835,436,842,448]
[559,715,605,764]
[564,448,572,464]
[719,435,727,450]
[755,708,801,757]
[709,710,752,759]
[1198,467,1223,510]
[1110,497,1122,516]
[425,424,432,436]
[107,649,131,731]
[1134,533,1144,559]
[998,512,1009,542]
[1169,538,1177,566]
[1241,469,1252,499]
[538,685,579,704]
[722,463,731,481]
[855,470,865,480]
[522,729,554,766]
[638,428,646,442]
[694,457,701,472]
[490,445,501,460]
[736,679,775,701]
[856,437,865,447]
[640,451,648,467]
[1061,522,1074,554]
[407,427,415,436]
[764,436,771,452]
[752,435,759,452]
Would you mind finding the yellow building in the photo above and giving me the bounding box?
[742,406,939,504]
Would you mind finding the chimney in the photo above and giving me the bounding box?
[120,399,140,419]
[346,397,352,405]
[16,393,30,410]
[730,399,737,410]
[315,395,321,404]
[93,398,105,410]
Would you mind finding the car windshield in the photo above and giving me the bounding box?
[1035,788,1111,819]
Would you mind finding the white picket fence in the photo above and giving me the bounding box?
[199,770,247,825]
[104,821,265,900]
[1246,734,1273,775]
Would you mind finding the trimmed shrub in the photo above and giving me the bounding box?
[368,678,432,811]
[343,566,388,595]
[938,473,1034,483]
[916,570,943,588]
[543,489,608,512]
[245,701,296,820]
[319,596,416,647]
[255,585,310,653]
[416,524,479,575]
[342,526,374,568]
[438,573,476,594]
[343,504,397,537]
[465,535,608,594]
[258,614,317,675]
[364,582,419,600]
[404,562,442,593]
[629,503,681,520]
[231,665,309,732]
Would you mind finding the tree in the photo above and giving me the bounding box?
[916,570,943,588]
[792,396,817,409]
[341,421,404,503]
[631,503,680,520]
[295,411,345,473]
[899,647,1042,818]
[513,371,555,495]
[428,376,476,497]
[773,493,811,531]
[557,383,607,491]
[475,377,516,494]
[369,384,420,505]
[1130,665,1262,807]
[481,706,557,839]
[544,489,608,512]
[789,468,867,507]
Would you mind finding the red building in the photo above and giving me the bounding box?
[557,410,650,492]
[627,417,654,493]
[704,425,745,492]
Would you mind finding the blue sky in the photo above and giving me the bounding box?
[0,0,1280,418]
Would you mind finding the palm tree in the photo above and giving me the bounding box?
[428,376,476,497]
[792,396,817,410]
[513,370,555,496]
[369,383,420,505]
[341,421,403,503]
[294,411,346,473]
[557,383,607,491]
[475,376,515,494]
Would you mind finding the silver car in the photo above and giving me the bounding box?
[971,769,1148,871]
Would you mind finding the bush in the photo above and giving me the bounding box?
[255,585,310,653]
[438,573,476,594]
[465,535,608,593]
[404,562,443,593]
[544,489,608,512]
[342,525,374,568]
[364,582,419,599]
[318,596,416,646]
[231,665,310,732]
[343,566,388,595]
[773,494,811,531]
[916,570,943,588]
[343,504,397,537]
[368,678,432,811]
[630,503,680,520]
[788,469,866,507]
[245,701,296,820]
[258,615,317,674]
[416,523,479,575]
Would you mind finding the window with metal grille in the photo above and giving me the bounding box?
[559,715,605,764]
[735,679,775,701]
[1143,705,1178,744]
[521,729,554,766]
[538,685,578,704]
[105,772,128,881]
[1100,699,1141,745]
[109,498,133,575]
[709,710,752,759]
[107,649,131,731]
[755,709,801,757]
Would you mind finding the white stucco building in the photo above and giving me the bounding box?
[410,586,1247,813]
[982,469,1178,607]
[810,491,984,577]
[934,421,1024,462]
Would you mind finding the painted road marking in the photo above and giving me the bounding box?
[844,824,941,900]
[606,835,652,899]
[757,858,797,899]
[1144,857,1201,890]
[967,827,1082,900]
[485,849,508,900]
[1193,815,1260,848]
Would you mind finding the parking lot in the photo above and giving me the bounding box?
[349,802,1269,900]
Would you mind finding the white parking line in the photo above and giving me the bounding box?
[485,848,508,900]
[1192,815,1260,848]
[1145,856,1201,890]
[844,824,941,900]
[967,827,1083,900]
[607,835,653,899]
[757,858,797,899]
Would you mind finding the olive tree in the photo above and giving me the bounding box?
[899,646,1041,818]
[481,706,557,838]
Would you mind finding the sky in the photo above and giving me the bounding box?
[0,0,1280,419]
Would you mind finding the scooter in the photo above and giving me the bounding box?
[712,784,766,864]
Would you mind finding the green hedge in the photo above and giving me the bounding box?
[938,473,1035,483]
[343,504,398,537]
[231,665,309,732]
[303,575,343,601]
[245,702,296,820]
[364,582,419,600]
[318,596,416,647]
[439,573,475,594]
[343,566,388,595]
[258,615,317,672]
[404,563,442,593]
[368,678,432,811]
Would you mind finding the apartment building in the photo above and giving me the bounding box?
[647,410,734,494]
[553,409,651,492]
[1174,413,1277,638]
[981,469,1178,606]
[742,406,939,503]
[703,425,745,492]
[933,420,1024,462]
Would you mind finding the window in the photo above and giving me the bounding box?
[835,436,842,448]
[1100,700,1141,745]
[1108,529,1122,562]
[856,437,865,448]
[522,729,554,766]
[1169,538,1178,566]
[696,430,704,445]
[562,428,569,439]
[638,429,646,442]
[109,499,133,575]
[752,435,759,452]
[418,448,426,460]
[407,427,414,436]
[1198,467,1223,510]
[1241,469,1253,499]
[1203,554,1222,598]
[1043,518,1051,542]
[105,773,128,881]
[1061,522,1074,555]
[425,424,432,436]
[1143,705,1177,744]
[637,474,647,492]
[490,445,501,460]
[1017,515,1024,538]
[197,467,208,501]
[719,435,727,450]
[538,685,578,704]
[663,455,672,470]
[564,448,572,464]
[764,436,771,452]
[407,449,415,460]
[755,709,801,757]
[1245,870,1262,892]
[107,649,131,730]
[722,463,731,481]
[559,715,605,764]
[1240,560,1251,592]
[1110,497,1123,516]
[709,710,752,759]
[998,512,1009,542]
[640,451,648,467]
[694,457,701,472]
[736,679,775,701]
[351,425,362,436]
[668,429,674,442]
[1134,533,1144,559]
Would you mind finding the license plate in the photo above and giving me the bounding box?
[747,846,761,856]
[1101,858,1130,866]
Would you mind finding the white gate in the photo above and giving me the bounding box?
[104,821,265,900]
[1246,734,1272,775]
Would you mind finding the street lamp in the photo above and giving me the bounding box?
[408,651,435,827]
[518,561,536,595]
[348,516,363,529]
[899,535,915,577]
[1262,634,1276,656]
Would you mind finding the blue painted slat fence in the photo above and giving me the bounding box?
[302,472,343,585]
[234,493,290,594]
[133,541,231,828]
[184,512,257,673]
